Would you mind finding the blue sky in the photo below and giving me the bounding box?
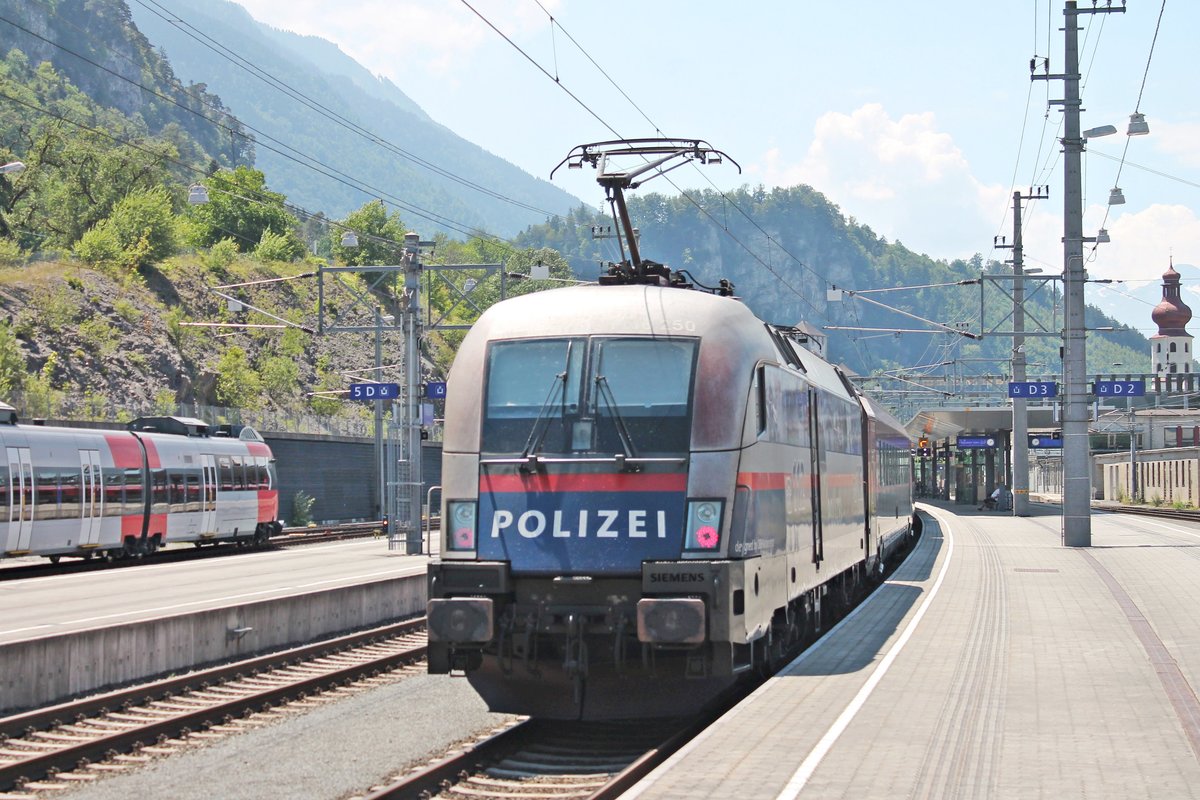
[229,0,1198,335]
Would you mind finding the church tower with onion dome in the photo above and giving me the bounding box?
[1150,259,1194,375]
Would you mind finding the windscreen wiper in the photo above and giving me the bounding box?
[521,371,567,464]
[594,375,638,461]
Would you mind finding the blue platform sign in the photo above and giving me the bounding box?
[425,381,447,399]
[1008,381,1058,398]
[1029,434,1063,448]
[957,435,997,449]
[348,382,399,400]
[1094,380,1145,397]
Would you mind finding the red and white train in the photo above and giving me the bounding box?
[1,404,281,563]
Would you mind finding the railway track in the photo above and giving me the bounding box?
[0,617,428,793]
[1096,503,1200,523]
[363,716,708,800]
[1033,494,1200,524]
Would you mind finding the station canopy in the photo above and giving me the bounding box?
[905,406,1060,443]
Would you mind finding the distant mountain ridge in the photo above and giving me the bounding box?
[130,0,581,235]
[0,0,253,168]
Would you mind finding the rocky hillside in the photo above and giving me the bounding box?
[0,253,406,432]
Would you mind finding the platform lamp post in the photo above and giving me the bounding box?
[996,187,1048,516]
[1033,0,1127,547]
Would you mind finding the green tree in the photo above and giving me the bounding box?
[0,320,24,397]
[215,345,264,410]
[76,186,179,272]
[255,228,305,262]
[185,167,302,254]
[259,354,299,397]
[330,200,407,267]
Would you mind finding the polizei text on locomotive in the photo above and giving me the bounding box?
[489,509,669,539]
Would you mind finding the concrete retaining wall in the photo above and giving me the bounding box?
[0,574,427,714]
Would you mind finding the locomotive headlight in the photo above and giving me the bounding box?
[447,500,477,551]
[684,498,724,551]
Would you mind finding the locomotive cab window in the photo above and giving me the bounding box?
[482,336,698,456]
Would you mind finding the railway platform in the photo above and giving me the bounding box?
[625,501,1200,799]
[0,539,433,713]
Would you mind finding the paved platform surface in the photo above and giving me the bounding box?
[0,539,432,644]
[626,502,1200,799]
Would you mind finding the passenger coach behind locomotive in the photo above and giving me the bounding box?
[426,139,915,720]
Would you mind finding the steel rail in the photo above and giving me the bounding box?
[0,617,427,790]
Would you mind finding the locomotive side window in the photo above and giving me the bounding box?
[758,364,811,445]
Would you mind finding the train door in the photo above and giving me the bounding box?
[79,449,103,547]
[809,391,824,565]
[6,447,33,552]
[200,454,217,535]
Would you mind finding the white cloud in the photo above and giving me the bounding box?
[751,104,1007,259]
[1084,204,1200,282]
[232,0,558,78]
[1151,120,1200,169]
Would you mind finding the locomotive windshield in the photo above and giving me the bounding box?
[482,336,698,456]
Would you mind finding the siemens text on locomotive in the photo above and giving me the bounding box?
[426,140,916,719]
[1,405,282,563]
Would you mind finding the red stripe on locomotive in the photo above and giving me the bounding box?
[480,472,687,494]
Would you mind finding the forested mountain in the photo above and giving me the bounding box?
[0,0,252,169]
[129,0,581,237]
[515,185,1149,387]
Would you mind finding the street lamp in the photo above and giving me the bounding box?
[1127,112,1150,136]
[187,183,209,205]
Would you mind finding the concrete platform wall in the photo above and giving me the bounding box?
[0,574,426,714]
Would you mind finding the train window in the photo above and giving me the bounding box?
[59,468,79,517]
[124,467,143,511]
[167,470,186,511]
[589,338,698,455]
[0,464,7,509]
[816,392,863,455]
[219,456,234,492]
[185,471,201,509]
[759,364,810,445]
[104,467,123,515]
[150,468,169,511]
[267,459,278,490]
[254,456,269,489]
[482,336,698,456]
[35,468,59,520]
[483,338,585,454]
[231,455,246,491]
